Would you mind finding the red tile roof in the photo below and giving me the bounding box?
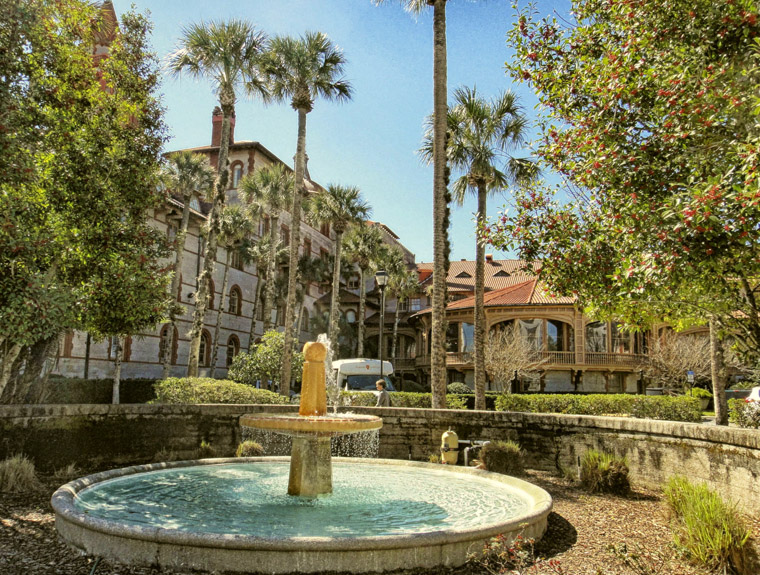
[416,259,540,292]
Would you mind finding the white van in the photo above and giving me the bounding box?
[332,358,395,391]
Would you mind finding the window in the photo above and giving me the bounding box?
[189,196,200,212]
[320,222,330,237]
[301,308,309,332]
[611,322,631,353]
[445,323,459,352]
[461,323,475,353]
[397,299,408,312]
[410,298,422,311]
[228,286,241,316]
[586,322,607,353]
[231,248,243,271]
[226,335,240,367]
[199,330,211,367]
[347,276,360,290]
[518,319,543,350]
[280,225,289,247]
[303,237,312,257]
[319,248,329,262]
[107,336,131,362]
[230,163,243,189]
[159,324,178,365]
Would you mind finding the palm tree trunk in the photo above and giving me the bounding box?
[187,100,233,376]
[357,267,366,357]
[112,336,123,405]
[391,297,401,359]
[430,0,449,409]
[474,185,487,410]
[248,272,263,351]
[329,230,344,356]
[210,249,232,378]
[709,317,728,426]
[162,198,191,379]
[263,216,279,332]
[281,107,307,397]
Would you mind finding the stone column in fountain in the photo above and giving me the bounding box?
[289,342,332,497]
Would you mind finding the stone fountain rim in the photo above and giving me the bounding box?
[52,456,552,552]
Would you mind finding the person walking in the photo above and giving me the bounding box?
[375,379,390,407]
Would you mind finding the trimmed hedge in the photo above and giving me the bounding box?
[340,391,468,410]
[495,393,702,422]
[45,377,157,404]
[152,378,289,405]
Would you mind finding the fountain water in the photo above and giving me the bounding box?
[51,341,552,574]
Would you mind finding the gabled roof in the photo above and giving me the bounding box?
[445,279,575,310]
[416,259,539,292]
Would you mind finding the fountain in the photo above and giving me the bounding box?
[52,341,552,574]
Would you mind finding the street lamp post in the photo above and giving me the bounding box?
[375,270,388,379]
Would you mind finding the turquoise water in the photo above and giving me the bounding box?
[74,462,530,538]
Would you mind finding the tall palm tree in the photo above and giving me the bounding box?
[209,205,254,378]
[264,32,352,397]
[240,164,294,332]
[375,0,448,408]
[159,151,215,379]
[245,235,287,350]
[423,86,535,410]
[386,256,419,361]
[295,253,333,339]
[343,224,386,358]
[308,184,370,356]
[166,19,268,376]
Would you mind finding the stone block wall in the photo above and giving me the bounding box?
[1,404,758,514]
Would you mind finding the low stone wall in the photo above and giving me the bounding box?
[2,404,759,513]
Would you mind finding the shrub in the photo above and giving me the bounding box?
[196,441,217,459]
[228,330,304,387]
[729,399,760,429]
[338,391,467,409]
[153,378,289,405]
[53,463,81,482]
[236,440,264,458]
[494,393,702,422]
[446,382,472,394]
[0,455,42,493]
[478,440,524,476]
[579,449,630,494]
[689,387,712,399]
[664,475,754,574]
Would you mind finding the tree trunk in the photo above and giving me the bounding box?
[112,336,123,405]
[210,249,232,378]
[263,215,279,332]
[0,343,23,403]
[162,195,191,379]
[474,185,487,410]
[187,98,233,376]
[391,297,402,360]
[430,0,449,409]
[357,267,366,357]
[329,230,344,357]
[16,335,60,403]
[280,107,308,397]
[709,317,728,426]
[248,271,263,351]
[84,332,91,379]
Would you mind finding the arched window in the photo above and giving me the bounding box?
[226,335,240,367]
[229,286,242,315]
[230,162,244,189]
[107,336,131,362]
[199,330,212,367]
[159,324,179,365]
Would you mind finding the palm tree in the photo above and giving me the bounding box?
[240,164,294,332]
[308,184,370,356]
[387,260,419,361]
[295,253,333,338]
[264,31,352,397]
[166,19,268,376]
[343,224,386,358]
[423,86,535,410]
[159,151,215,379]
[209,205,254,378]
[375,0,448,408]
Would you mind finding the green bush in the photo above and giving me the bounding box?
[446,382,472,394]
[196,440,217,459]
[579,449,630,494]
[338,391,467,409]
[0,455,42,493]
[494,393,701,422]
[228,330,304,387]
[478,440,524,476]
[236,440,264,457]
[728,398,760,429]
[45,377,157,403]
[689,387,712,399]
[153,378,289,405]
[664,475,754,574]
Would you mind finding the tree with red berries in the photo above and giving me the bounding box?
[485,0,760,424]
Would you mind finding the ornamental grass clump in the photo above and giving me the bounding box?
[579,449,630,495]
[478,440,524,476]
[236,440,264,458]
[0,455,42,493]
[664,475,755,575]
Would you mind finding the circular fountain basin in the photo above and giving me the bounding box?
[52,457,552,574]
[240,412,382,435]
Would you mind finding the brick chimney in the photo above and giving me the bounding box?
[485,254,494,264]
[211,106,235,147]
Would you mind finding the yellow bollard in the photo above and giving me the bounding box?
[441,430,459,465]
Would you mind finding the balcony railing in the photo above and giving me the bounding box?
[535,351,576,365]
[584,352,647,367]
[446,352,473,365]
[390,357,416,371]
[406,351,646,369]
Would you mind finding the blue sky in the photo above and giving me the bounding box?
[122,0,569,263]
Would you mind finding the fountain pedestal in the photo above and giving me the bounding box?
[288,435,332,496]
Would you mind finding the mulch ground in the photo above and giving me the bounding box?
[1,469,759,575]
